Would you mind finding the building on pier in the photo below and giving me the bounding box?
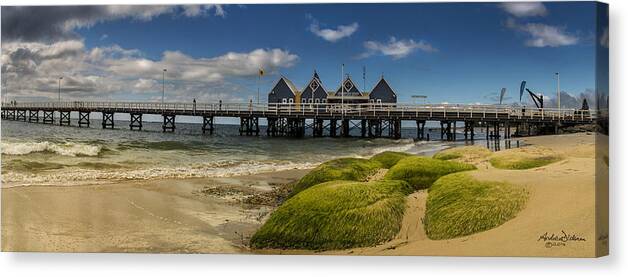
[300,71,329,104]
[268,72,398,105]
[267,76,300,104]
[369,76,397,104]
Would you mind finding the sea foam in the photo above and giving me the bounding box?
[2,160,318,188]
[0,141,102,157]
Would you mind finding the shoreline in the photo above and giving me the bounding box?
[1,133,601,256]
[1,168,308,253]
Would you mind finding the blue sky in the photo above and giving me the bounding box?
[2,2,607,107]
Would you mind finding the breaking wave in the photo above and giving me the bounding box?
[0,141,103,157]
[2,160,318,188]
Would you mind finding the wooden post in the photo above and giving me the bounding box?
[102,112,114,129]
[130,113,143,131]
[78,111,90,128]
[162,114,175,132]
[202,116,214,134]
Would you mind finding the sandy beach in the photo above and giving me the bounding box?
[2,133,606,256]
[316,132,605,257]
[1,169,308,253]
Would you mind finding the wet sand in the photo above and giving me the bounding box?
[2,133,607,257]
[1,169,308,253]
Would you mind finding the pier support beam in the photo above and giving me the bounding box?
[341,119,350,137]
[416,120,426,140]
[28,110,39,123]
[464,121,475,140]
[162,114,176,132]
[329,119,337,137]
[8,110,16,120]
[389,119,401,139]
[267,117,278,136]
[59,111,71,126]
[102,112,114,129]
[286,118,305,138]
[440,121,454,141]
[78,111,90,128]
[361,119,367,138]
[239,116,259,136]
[202,116,214,134]
[43,111,54,124]
[313,118,324,137]
[16,110,26,121]
[369,119,382,138]
[130,113,143,131]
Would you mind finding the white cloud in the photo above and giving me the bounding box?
[359,37,437,60]
[506,19,578,47]
[499,2,548,17]
[2,5,230,42]
[309,20,358,42]
[1,40,299,102]
[181,5,225,17]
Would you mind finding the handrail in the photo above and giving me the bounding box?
[0,101,596,120]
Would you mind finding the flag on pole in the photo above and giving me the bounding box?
[499,88,506,105]
[259,68,264,76]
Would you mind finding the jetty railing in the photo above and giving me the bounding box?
[1,101,595,121]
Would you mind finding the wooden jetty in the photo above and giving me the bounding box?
[1,101,595,140]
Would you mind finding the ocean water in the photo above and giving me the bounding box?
[1,119,460,187]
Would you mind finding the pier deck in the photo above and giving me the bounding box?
[1,101,595,140]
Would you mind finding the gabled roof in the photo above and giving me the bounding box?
[270,76,299,96]
[370,77,396,98]
[301,71,328,98]
[313,71,321,82]
[335,76,362,96]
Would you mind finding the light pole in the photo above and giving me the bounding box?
[555,72,560,109]
[341,63,344,116]
[58,76,63,103]
[162,69,167,106]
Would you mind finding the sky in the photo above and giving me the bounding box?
[1,2,609,108]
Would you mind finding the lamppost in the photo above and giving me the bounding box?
[58,76,63,103]
[162,69,167,107]
[341,63,345,116]
[555,72,560,109]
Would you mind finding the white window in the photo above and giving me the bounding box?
[322,99,327,103]
[302,98,307,103]
[369,99,375,103]
[289,98,294,104]
[377,99,382,104]
[282,98,287,104]
[315,99,320,103]
[308,99,313,103]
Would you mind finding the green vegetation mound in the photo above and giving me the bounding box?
[489,148,562,170]
[433,146,492,165]
[384,156,476,189]
[250,180,413,250]
[370,151,413,169]
[424,173,528,240]
[291,158,383,197]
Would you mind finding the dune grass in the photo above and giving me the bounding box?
[250,180,414,250]
[384,156,476,189]
[489,148,562,170]
[433,146,492,165]
[290,158,383,197]
[424,173,528,240]
[370,151,413,169]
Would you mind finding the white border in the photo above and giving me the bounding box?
[1,1,625,277]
